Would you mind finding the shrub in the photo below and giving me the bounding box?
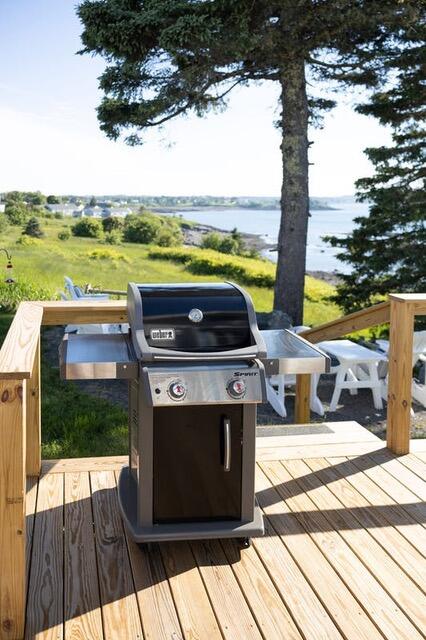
[102,216,124,234]
[0,279,51,312]
[54,212,64,220]
[23,217,44,238]
[148,247,275,287]
[104,231,121,245]
[5,202,29,226]
[72,218,102,238]
[87,248,128,262]
[123,211,183,246]
[156,226,182,247]
[202,229,250,256]
[58,230,71,241]
[123,212,162,244]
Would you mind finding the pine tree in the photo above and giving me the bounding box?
[23,217,44,239]
[78,0,421,323]
[327,18,425,313]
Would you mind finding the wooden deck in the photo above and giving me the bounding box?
[25,422,426,640]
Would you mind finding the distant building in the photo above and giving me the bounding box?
[106,207,132,218]
[46,204,82,216]
[0,203,5,214]
[81,206,104,218]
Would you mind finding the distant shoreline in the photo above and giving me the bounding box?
[179,219,342,286]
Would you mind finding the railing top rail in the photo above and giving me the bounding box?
[40,300,127,325]
[0,302,43,379]
[300,300,391,344]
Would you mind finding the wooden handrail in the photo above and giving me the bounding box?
[299,300,390,343]
[40,300,127,325]
[0,302,43,380]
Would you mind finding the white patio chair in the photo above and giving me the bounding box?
[64,276,109,301]
[62,276,122,334]
[265,326,325,418]
[376,331,426,408]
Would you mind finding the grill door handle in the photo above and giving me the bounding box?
[223,418,231,472]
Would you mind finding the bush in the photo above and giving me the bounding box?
[0,279,52,312]
[202,229,252,256]
[72,218,102,238]
[23,217,44,238]
[102,216,124,234]
[123,212,162,244]
[58,230,71,241]
[5,202,29,226]
[87,248,128,262]
[148,247,275,287]
[156,225,183,247]
[104,231,121,245]
[54,212,64,220]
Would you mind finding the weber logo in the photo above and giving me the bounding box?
[150,328,175,340]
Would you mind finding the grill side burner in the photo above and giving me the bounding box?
[59,280,330,545]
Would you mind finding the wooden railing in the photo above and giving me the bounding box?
[295,294,426,455]
[0,294,425,638]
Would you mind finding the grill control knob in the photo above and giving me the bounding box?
[227,378,246,399]
[167,380,187,400]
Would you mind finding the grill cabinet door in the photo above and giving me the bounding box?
[153,405,243,523]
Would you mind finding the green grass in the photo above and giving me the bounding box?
[0,216,342,458]
[0,217,340,323]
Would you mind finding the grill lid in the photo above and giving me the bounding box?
[127,282,266,361]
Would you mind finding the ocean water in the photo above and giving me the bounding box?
[166,200,370,273]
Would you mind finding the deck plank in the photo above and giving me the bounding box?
[397,454,426,480]
[349,454,426,526]
[262,460,424,640]
[284,458,426,634]
[160,541,223,640]
[64,472,103,640]
[25,473,64,640]
[370,450,426,501]
[306,457,426,592]
[255,465,379,640]
[256,441,385,461]
[221,538,303,640]
[328,456,426,555]
[190,539,263,640]
[90,470,143,640]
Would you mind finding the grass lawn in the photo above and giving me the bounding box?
[0,215,342,458]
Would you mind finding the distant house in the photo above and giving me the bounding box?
[46,204,82,216]
[106,207,132,218]
[0,203,5,214]
[82,206,104,218]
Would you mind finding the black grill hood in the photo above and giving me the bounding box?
[127,282,266,362]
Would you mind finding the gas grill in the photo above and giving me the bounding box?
[60,281,329,545]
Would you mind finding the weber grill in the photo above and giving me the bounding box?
[60,281,329,545]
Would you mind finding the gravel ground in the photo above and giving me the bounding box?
[45,326,426,441]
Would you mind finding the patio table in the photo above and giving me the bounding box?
[317,339,388,411]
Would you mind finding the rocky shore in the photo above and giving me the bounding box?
[180,220,341,285]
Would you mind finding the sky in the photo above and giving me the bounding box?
[0,0,392,198]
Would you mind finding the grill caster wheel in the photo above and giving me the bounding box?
[239,537,251,548]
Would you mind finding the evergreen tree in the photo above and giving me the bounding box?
[23,217,44,238]
[327,18,425,312]
[78,0,420,323]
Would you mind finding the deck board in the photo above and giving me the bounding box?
[24,425,426,640]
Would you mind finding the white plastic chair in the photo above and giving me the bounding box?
[64,276,109,301]
[376,331,426,408]
[265,326,325,418]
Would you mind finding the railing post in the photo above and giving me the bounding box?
[26,335,41,476]
[295,374,311,423]
[0,379,26,640]
[387,297,414,454]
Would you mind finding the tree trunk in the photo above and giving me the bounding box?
[273,58,309,325]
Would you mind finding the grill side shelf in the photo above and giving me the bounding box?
[59,333,138,380]
[259,329,330,375]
